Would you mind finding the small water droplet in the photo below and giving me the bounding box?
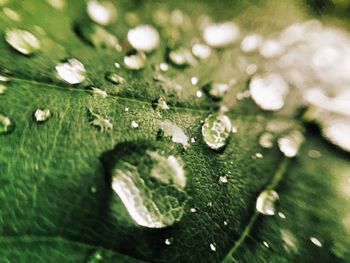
[127,24,160,52]
[160,120,189,148]
[55,58,86,84]
[190,207,197,213]
[223,220,228,226]
[256,190,279,216]
[202,113,232,150]
[203,22,240,48]
[131,120,139,128]
[219,175,228,184]
[168,47,195,66]
[0,113,15,135]
[105,72,125,85]
[310,237,322,247]
[91,87,107,98]
[259,39,285,58]
[249,73,289,111]
[5,28,41,55]
[124,107,129,112]
[263,241,270,248]
[205,83,229,100]
[87,0,117,26]
[0,84,7,95]
[259,132,274,149]
[90,186,97,193]
[165,237,174,246]
[46,0,65,9]
[159,62,169,72]
[110,142,187,228]
[210,243,217,252]
[195,90,203,98]
[308,149,321,159]
[255,152,263,158]
[3,7,21,22]
[278,130,304,158]
[321,118,350,153]
[245,64,258,75]
[190,137,196,143]
[89,110,113,132]
[124,51,146,70]
[241,33,263,53]
[0,75,10,82]
[190,76,199,86]
[192,43,211,59]
[278,211,286,219]
[34,109,51,122]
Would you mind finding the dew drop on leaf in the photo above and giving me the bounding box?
[168,47,195,66]
[34,109,51,122]
[259,132,274,149]
[91,87,107,98]
[0,113,15,135]
[159,62,169,72]
[203,22,240,48]
[0,75,10,82]
[192,43,211,59]
[127,24,160,52]
[204,82,230,100]
[219,175,228,184]
[165,237,174,246]
[256,190,279,216]
[110,142,188,228]
[3,7,21,22]
[310,237,323,247]
[124,51,146,70]
[86,0,117,26]
[5,28,41,55]
[105,72,125,85]
[277,130,304,158]
[202,113,232,150]
[210,243,216,252]
[160,120,189,148]
[263,241,270,248]
[240,33,263,53]
[278,211,286,219]
[0,84,7,95]
[259,39,285,58]
[55,58,86,84]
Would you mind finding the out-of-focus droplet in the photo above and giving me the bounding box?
[46,0,65,10]
[190,76,199,86]
[159,62,169,72]
[89,110,113,132]
[0,75,10,82]
[308,149,321,158]
[55,58,86,84]
[255,152,263,158]
[124,51,146,70]
[87,0,117,26]
[278,212,286,219]
[190,207,197,213]
[249,73,289,111]
[259,39,285,58]
[160,120,189,148]
[127,24,160,52]
[202,113,232,150]
[34,109,51,122]
[0,113,15,135]
[91,87,107,98]
[203,22,240,48]
[168,47,195,66]
[256,190,279,215]
[259,132,274,148]
[105,72,125,85]
[241,33,263,53]
[110,142,187,228]
[321,118,350,153]
[278,130,304,158]
[205,83,229,100]
[192,43,211,59]
[165,237,173,246]
[263,241,270,248]
[3,7,21,22]
[0,84,7,95]
[210,243,216,252]
[310,237,322,247]
[5,28,41,55]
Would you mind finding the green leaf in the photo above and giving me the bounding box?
[0,0,349,262]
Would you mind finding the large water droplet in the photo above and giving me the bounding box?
[5,28,41,55]
[160,120,189,148]
[0,113,15,135]
[203,22,240,48]
[249,73,289,111]
[127,24,160,52]
[278,130,304,158]
[110,141,188,228]
[256,190,279,215]
[87,0,117,26]
[34,109,51,122]
[202,113,232,150]
[124,51,146,70]
[55,58,86,84]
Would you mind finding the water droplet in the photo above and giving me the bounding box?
[160,120,189,148]
[87,0,117,26]
[165,237,173,246]
[223,220,228,226]
[190,137,196,143]
[190,76,199,86]
[259,132,274,148]
[55,58,86,84]
[105,72,125,85]
[124,51,146,70]
[0,113,15,135]
[190,207,197,213]
[255,152,263,158]
[114,62,121,69]
[124,107,129,112]
[131,120,139,128]
[203,22,240,48]
[241,33,263,53]
[75,23,121,51]
[0,75,10,82]
[210,243,216,252]
[281,229,298,253]
[205,82,229,100]
[5,28,41,55]
[278,211,286,219]
[34,109,51,122]
[245,64,258,75]
[159,62,169,72]
[127,25,160,52]
[263,241,270,248]
[259,39,285,58]
[192,43,211,59]
[219,175,228,184]
[46,0,65,10]
[89,110,113,132]
[168,47,195,66]
[3,7,21,22]
[278,130,304,158]
[249,73,289,111]
[91,87,107,98]
[110,142,187,228]
[0,84,7,95]
[202,113,232,150]
[308,149,321,159]
[256,190,279,215]
[310,237,322,247]
[195,90,203,98]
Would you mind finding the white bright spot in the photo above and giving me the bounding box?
[127,25,160,52]
[55,58,86,84]
[203,22,240,48]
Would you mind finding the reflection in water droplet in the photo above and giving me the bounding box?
[192,43,211,59]
[127,24,160,52]
[124,51,146,70]
[105,72,125,85]
[203,22,240,48]
[259,132,274,148]
[110,142,187,228]
[165,237,173,246]
[87,0,117,26]
[0,84,7,95]
[210,243,216,252]
[256,190,279,215]
[55,58,86,84]
[0,113,15,135]
[202,113,232,150]
[34,109,51,122]
[250,73,289,111]
[3,8,21,22]
[5,28,41,55]
[310,237,322,247]
[160,120,189,148]
[278,130,304,158]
